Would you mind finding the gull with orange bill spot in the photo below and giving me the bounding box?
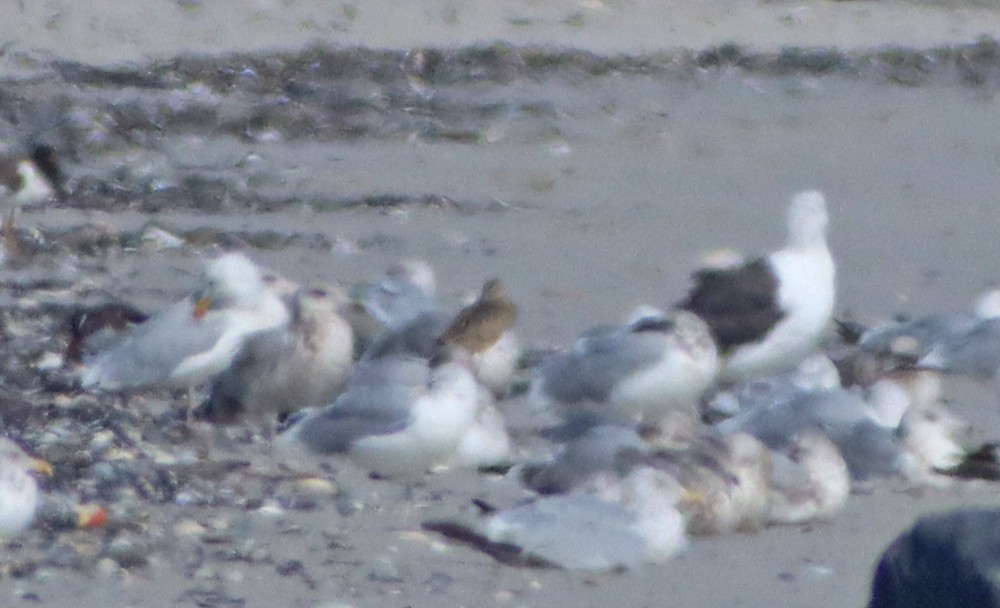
[80,252,288,396]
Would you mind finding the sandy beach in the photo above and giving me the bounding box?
[1,1,1000,607]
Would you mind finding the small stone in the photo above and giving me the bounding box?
[174,519,207,538]
[368,555,403,583]
[106,538,150,569]
[94,558,119,577]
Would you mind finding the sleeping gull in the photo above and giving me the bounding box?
[444,394,512,470]
[679,190,835,382]
[839,288,1000,365]
[81,252,289,394]
[532,307,719,427]
[520,423,646,495]
[197,284,354,424]
[767,431,850,525]
[424,466,689,571]
[716,381,903,482]
[704,352,842,421]
[0,438,53,536]
[276,348,481,477]
[625,432,772,534]
[918,314,1000,383]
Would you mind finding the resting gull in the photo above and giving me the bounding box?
[0,438,53,536]
[81,252,289,394]
[839,288,1000,365]
[918,314,1000,383]
[424,466,689,571]
[767,431,850,525]
[197,284,354,424]
[679,190,835,382]
[532,307,719,426]
[276,348,481,476]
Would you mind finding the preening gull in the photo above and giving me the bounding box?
[679,190,835,382]
[424,467,689,570]
[533,307,719,426]
[0,438,52,537]
[197,284,354,423]
[81,252,289,393]
[276,349,481,476]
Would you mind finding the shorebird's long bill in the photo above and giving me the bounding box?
[192,295,212,320]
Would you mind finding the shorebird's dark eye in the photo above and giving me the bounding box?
[308,288,328,298]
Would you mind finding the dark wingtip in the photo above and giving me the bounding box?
[935,443,1000,481]
[835,318,867,344]
[421,521,558,569]
[29,143,66,194]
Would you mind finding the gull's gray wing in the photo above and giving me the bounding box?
[82,297,229,390]
[484,494,647,571]
[922,318,1000,379]
[521,425,645,495]
[540,328,667,404]
[291,383,417,454]
[361,311,451,361]
[198,325,294,422]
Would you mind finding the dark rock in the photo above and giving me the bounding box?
[869,508,1000,608]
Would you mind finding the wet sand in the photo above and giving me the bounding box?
[2,2,1000,608]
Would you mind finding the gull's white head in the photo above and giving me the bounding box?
[975,288,1000,320]
[387,259,436,298]
[792,354,842,391]
[202,252,267,309]
[785,190,829,249]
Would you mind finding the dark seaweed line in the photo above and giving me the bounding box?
[42,37,1000,91]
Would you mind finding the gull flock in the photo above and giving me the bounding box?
[2,167,999,575]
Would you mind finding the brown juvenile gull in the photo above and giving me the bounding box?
[767,431,851,525]
[197,284,354,424]
[439,278,519,395]
[0,143,63,258]
[0,438,53,537]
[627,432,772,535]
[81,252,289,394]
[679,190,835,382]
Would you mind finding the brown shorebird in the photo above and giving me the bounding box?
[439,278,517,354]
